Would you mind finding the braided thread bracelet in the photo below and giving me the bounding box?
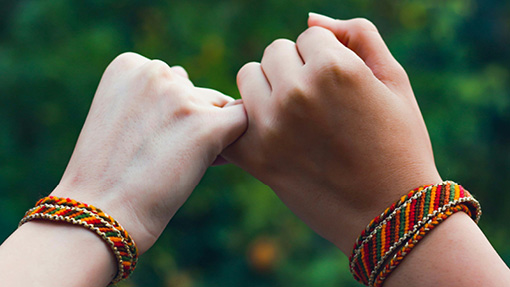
[349,181,481,286]
[19,196,138,285]
[373,204,471,286]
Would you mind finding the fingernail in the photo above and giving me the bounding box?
[309,12,320,18]
[224,99,243,108]
[309,12,334,21]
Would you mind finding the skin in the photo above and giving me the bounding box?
[0,52,247,286]
[224,13,510,286]
[1,13,509,287]
[223,13,442,254]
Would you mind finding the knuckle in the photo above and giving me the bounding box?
[263,38,294,56]
[392,62,408,79]
[306,25,329,35]
[318,48,342,64]
[274,84,311,121]
[320,60,344,76]
[163,85,196,116]
[237,62,260,83]
[317,62,346,83]
[114,52,140,64]
[140,59,176,90]
[239,62,260,75]
[349,18,378,33]
[165,81,189,101]
[386,62,410,84]
[108,52,146,71]
[315,59,369,86]
[278,84,309,107]
[140,64,188,103]
[270,38,294,48]
[298,26,331,42]
[174,100,195,118]
[145,59,173,78]
[309,48,346,76]
[296,26,323,42]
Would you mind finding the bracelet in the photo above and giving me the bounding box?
[350,183,434,256]
[19,196,138,285]
[373,203,471,286]
[349,181,481,286]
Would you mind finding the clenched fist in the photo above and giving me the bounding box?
[223,14,441,253]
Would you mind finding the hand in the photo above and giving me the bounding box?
[223,14,442,253]
[51,52,247,254]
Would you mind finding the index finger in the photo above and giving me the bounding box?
[295,26,360,66]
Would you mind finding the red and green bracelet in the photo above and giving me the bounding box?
[349,181,481,286]
[373,203,472,286]
[19,196,138,285]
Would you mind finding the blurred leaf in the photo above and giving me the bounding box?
[1,0,510,286]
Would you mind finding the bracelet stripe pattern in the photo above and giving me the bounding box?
[349,181,481,286]
[19,196,138,285]
[351,184,433,253]
[373,204,471,286]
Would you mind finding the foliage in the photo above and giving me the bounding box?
[1,0,509,286]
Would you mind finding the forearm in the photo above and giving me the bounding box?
[384,212,510,286]
[0,221,116,287]
[0,52,247,286]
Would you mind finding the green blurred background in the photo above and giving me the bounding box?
[1,0,509,286]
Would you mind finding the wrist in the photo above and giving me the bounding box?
[384,212,510,286]
[49,183,156,255]
[348,181,482,286]
[334,169,443,254]
[20,194,140,283]
[0,221,117,286]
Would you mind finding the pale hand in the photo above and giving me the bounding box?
[51,52,247,253]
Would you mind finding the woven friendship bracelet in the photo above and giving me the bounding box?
[349,182,446,281]
[350,184,434,253]
[19,196,138,285]
[349,181,481,286]
[33,196,138,275]
[373,204,471,286]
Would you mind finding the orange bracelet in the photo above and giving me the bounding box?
[373,204,472,286]
[19,196,138,285]
[349,181,481,286]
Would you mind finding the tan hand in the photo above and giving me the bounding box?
[223,14,441,253]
